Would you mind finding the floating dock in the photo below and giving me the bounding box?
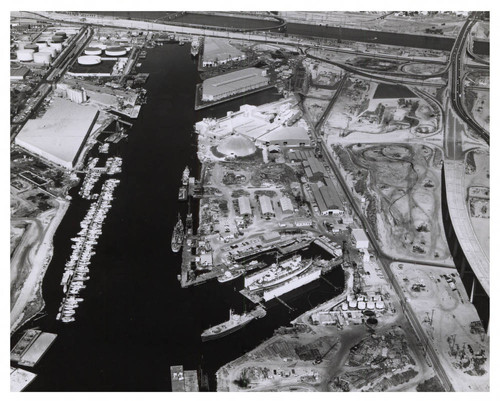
[10,329,57,367]
[184,370,200,392]
[10,367,37,392]
[170,365,185,392]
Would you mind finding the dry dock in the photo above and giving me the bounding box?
[11,329,57,367]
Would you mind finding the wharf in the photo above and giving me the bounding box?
[179,236,222,288]
[240,288,263,304]
[194,83,275,110]
[11,330,57,367]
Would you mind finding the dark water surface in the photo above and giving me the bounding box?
[22,45,344,391]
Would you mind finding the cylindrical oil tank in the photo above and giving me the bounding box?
[40,47,57,58]
[84,47,102,56]
[24,43,39,52]
[36,41,48,49]
[33,52,52,64]
[78,55,101,65]
[51,35,64,43]
[55,31,67,39]
[49,42,63,52]
[17,49,35,61]
[105,46,126,57]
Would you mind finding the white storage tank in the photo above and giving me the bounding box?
[24,43,39,52]
[36,41,48,49]
[84,47,102,56]
[33,52,52,64]
[40,47,57,58]
[17,49,35,62]
[77,55,101,65]
[105,46,126,57]
[49,42,63,52]
[51,35,65,43]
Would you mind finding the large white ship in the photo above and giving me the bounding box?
[244,255,312,291]
[261,267,322,302]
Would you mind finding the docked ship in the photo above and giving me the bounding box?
[171,214,184,253]
[217,268,244,283]
[201,306,266,342]
[244,255,313,291]
[260,267,322,302]
[181,166,190,186]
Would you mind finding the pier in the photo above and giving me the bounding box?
[11,330,57,367]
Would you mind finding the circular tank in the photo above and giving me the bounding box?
[105,46,126,57]
[78,55,101,65]
[33,52,52,64]
[40,47,57,58]
[84,47,102,56]
[51,35,64,43]
[17,49,34,62]
[55,31,67,39]
[36,41,48,49]
[24,43,39,51]
[49,42,63,52]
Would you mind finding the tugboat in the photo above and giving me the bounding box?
[201,306,266,341]
[171,214,184,253]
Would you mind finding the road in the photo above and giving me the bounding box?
[448,13,489,145]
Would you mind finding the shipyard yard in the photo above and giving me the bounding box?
[10,10,489,393]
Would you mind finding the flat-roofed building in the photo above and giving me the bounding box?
[258,126,310,147]
[352,228,369,249]
[280,196,294,214]
[238,196,252,216]
[15,98,99,169]
[259,195,274,217]
[202,68,269,102]
[202,37,246,67]
[261,231,281,243]
[10,65,30,80]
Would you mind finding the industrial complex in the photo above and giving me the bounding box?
[10,10,489,393]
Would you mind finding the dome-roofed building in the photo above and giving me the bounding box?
[217,134,256,157]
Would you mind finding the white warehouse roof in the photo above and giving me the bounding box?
[15,98,99,169]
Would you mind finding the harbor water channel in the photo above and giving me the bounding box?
[19,44,345,391]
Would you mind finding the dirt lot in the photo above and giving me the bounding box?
[344,143,450,262]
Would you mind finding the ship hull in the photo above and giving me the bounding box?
[261,269,322,302]
[201,318,253,342]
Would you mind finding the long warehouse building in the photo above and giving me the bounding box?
[202,68,269,102]
[15,98,99,169]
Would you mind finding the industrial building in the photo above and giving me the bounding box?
[280,196,294,214]
[303,156,327,180]
[202,68,269,102]
[15,98,99,169]
[352,229,369,249]
[66,87,88,104]
[238,196,252,216]
[10,65,30,80]
[257,126,311,147]
[259,195,274,218]
[202,37,245,67]
[310,179,344,216]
